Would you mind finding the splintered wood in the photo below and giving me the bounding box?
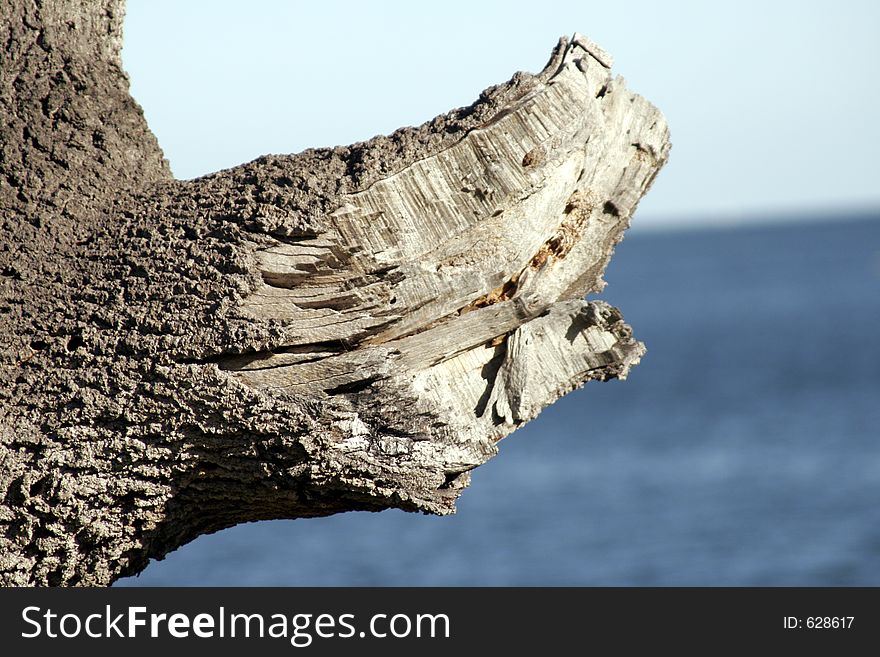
[228,34,669,448]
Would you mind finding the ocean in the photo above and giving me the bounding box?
[117,213,880,586]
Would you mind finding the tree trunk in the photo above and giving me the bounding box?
[0,0,669,586]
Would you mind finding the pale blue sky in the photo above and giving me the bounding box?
[122,1,880,229]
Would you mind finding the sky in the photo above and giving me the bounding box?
[121,0,880,229]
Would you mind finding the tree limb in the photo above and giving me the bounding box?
[0,1,669,585]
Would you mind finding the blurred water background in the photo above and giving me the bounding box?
[117,212,880,586]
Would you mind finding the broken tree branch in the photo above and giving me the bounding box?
[0,0,669,585]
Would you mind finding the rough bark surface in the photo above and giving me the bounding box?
[0,1,669,586]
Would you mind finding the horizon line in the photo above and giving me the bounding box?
[629,204,880,235]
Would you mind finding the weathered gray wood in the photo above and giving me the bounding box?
[0,1,669,585]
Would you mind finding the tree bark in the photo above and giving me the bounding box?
[0,0,669,586]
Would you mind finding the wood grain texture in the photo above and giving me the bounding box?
[0,1,668,585]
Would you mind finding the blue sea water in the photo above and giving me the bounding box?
[117,214,880,586]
